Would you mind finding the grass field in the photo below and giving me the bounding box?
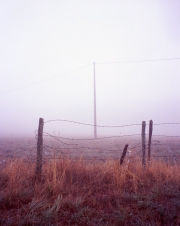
[0,137,180,225]
[0,156,180,225]
[1,136,180,162]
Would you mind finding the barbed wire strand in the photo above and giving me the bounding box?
[44,119,141,127]
[153,123,180,126]
[152,143,180,147]
[44,119,180,128]
[49,134,180,139]
[44,132,78,146]
[152,135,180,138]
[43,132,141,140]
[43,144,120,152]
[42,145,142,160]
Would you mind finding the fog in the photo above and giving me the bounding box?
[0,0,180,137]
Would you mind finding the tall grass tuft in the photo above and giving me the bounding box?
[0,156,180,225]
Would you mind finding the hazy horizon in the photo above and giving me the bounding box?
[0,0,180,137]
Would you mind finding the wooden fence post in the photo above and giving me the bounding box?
[148,120,153,163]
[120,144,129,165]
[36,118,44,178]
[142,121,146,168]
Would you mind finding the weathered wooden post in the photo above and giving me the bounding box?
[142,121,146,168]
[120,144,129,165]
[148,120,153,163]
[35,118,44,178]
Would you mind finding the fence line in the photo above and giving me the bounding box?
[44,119,142,127]
[42,142,143,152]
[153,123,180,126]
[44,119,180,127]
[43,133,180,140]
[41,142,179,152]
[43,132,141,140]
[43,144,121,152]
[41,119,180,165]
[2,118,180,178]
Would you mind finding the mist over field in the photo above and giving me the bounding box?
[0,98,180,137]
[0,1,180,138]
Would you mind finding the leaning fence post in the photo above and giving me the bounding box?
[148,120,153,163]
[120,144,129,165]
[142,121,146,168]
[36,118,44,178]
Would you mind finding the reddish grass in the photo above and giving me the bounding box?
[0,157,180,225]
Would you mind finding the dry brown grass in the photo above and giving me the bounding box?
[0,157,180,225]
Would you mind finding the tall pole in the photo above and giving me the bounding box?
[94,62,97,138]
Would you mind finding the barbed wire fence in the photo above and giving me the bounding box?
[34,118,180,176]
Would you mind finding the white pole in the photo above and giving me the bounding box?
[94,62,97,138]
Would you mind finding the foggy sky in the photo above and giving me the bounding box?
[0,0,180,137]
